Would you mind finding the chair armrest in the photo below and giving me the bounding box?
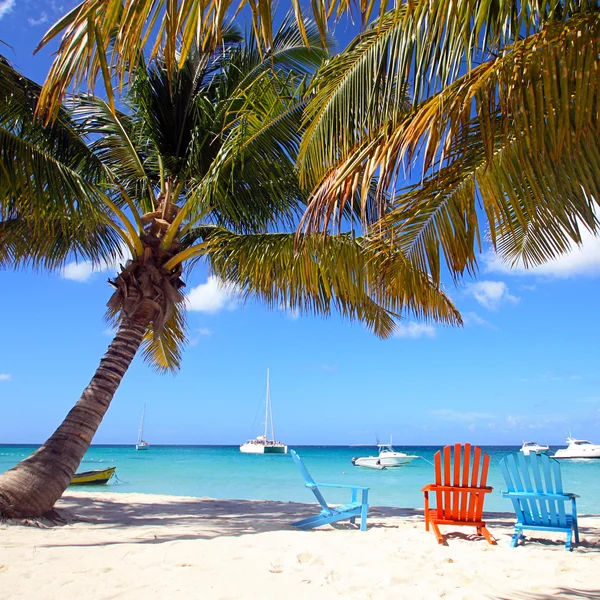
[312,482,370,491]
[422,485,493,493]
[501,491,577,500]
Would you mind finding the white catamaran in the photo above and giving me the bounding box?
[240,370,288,454]
[136,404,149,450]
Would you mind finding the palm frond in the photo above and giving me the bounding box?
[0,57,126,268]
[307,13,600,274]
[299,8,412,188]
[70,96,156,213]
[183,75,309,233]
[140,300,188,373]
[201,228,461,339]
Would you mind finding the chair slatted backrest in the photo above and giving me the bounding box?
[433,444,490,522]
[290,450,333,514]
[500,453,568,528]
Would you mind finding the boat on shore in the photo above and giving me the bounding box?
[352,439,418,468]
[240,369,288,454]
[136,404,149,451]
[71,467,116,485]
[554,437,600,459]
[520,441,550,456]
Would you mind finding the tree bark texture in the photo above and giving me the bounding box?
[0,319,147,518]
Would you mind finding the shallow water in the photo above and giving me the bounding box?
[1,444,599,513]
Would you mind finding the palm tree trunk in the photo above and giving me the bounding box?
[0,319,147,518]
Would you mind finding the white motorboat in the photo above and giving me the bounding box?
[136,404,149,451]
[553,437,600,459]
[519,441,550,456]
[240,370,288,454]
[352,439,418,468]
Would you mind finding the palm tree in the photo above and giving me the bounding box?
[37,2,600,280]
[0,21,460,518]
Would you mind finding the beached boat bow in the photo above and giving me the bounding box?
[70,467,116,485]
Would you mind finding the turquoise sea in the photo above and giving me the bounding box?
[1,445,599,513]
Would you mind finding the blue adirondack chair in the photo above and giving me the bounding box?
[500,452,580,551]
[290,450,369,531]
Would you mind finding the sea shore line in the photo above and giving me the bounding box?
[2,491,599,599]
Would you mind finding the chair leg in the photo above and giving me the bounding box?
[431,522,444,544]
[565,529,573,552]
[510,527,522,548]
[572,513,580,544]
[424,492,430,531]
[360,490,369,531]
[479,526,497,545]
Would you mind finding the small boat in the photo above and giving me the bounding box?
[520,441,550,456]
[240,369,288,454]
[71,467,116,485]
[554,437,600,459]
[351,458,387,470]
[136,404,149,451]
[352,438,418,468]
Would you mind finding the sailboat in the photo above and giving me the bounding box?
[240,369,288,454]
[136,404,149,450]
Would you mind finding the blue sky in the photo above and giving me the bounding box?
[1,1,600,447]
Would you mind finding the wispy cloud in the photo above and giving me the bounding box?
[0,0,15,20]
[189,327,212,346]
[393,322,436,339]
[187,276,238,313]
[484,226,600,279]
[0,373,11,382]
[28,11,48,25]
[465,280,519,310]
[462,311,495,329]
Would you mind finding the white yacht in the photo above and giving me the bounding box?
[352,439,418,468]
[240,370,288,454]
[519,441,550,456]
[554,437,600,459]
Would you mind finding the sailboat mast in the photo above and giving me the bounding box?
[269,378,275,442]
[264,369,270,440]
[137,404,146,444]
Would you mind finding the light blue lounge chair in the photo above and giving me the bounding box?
[290,450,369,531]
[500,452,580,551]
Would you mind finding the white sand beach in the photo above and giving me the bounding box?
[1,491,599,600]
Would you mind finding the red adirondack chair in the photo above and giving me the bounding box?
[422,443,496,545]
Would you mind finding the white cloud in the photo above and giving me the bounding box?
[393,322,436,339]
[462,311,494,329]
[197,327,211,337]
[484,227,600,278]
[61,248,130,282]
[62,261,96,282]
[28,11,48,25]
[0,0,15,19]
[187,276,238,313]
[465,280,519,310]
[0,373,11,381]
